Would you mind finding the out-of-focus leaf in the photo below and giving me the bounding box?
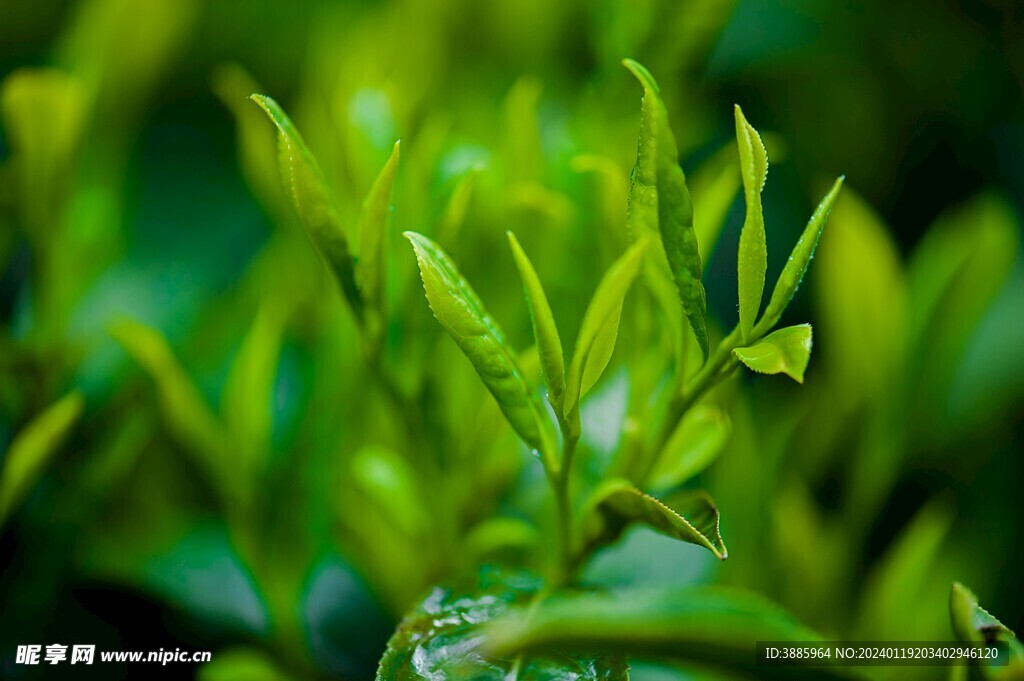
[563,239,648,418]
[221,301,287,471]
[358,140,401,323]
[1,68,85,235]
[485,587,848,679]
[250,94,363,319]
[110,320,239,504]
[624,59,708,358]
[814,186,907,401]
[582,479,726,560]
[464,517,539,566]
[689,141,742,263]
[503,77,544,184]
[212,64,287,219]
[405,232,555,464]
[733,324,813,383]
[508,232,565,411]
[198,647,293,681]
[0,391,84,524]
[950,583,1024,678]
[758,177,844,334]
[648,406,730,491]
[437,165,482,245]
[734,105,768,341]
[856,501,952,641]
[377,568,628,680]
[351,446,425,538]
[571,154,630,253]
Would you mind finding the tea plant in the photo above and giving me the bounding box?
[250,59,849,679]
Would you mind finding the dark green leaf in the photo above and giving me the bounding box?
[405,232,556,465]
[582,479,726,560]
[250,94,363,319]
[733,324,813,383]
[377,569,627,680]
[485,586,849,679]
[734,105,768,341]
[758,177,844,334]
[0,391,84,524]
[563,239,648,418]
[624,59,708,358]
[508,232,566,411]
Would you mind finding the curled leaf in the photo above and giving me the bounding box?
[624,59,708,358]
[405,232,555,465]
[250,94,363,319]
[563,239,649,418]
[734,105,768,341]
[733,324,813,383]
[507,232,565,411]
[582,479,727,560]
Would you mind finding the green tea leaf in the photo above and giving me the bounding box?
[437,165,483,245]
[250,94,363,320]
[485,586,846,679]
[405,232,555,463]
[733,324,813,383]
[221,301,287,470]
[358,140,401,321]
[623,59,708,358]
[758,176,844,334]
[563,239,648,418]
[0,391,84,524]
[734,105,768,341]
[582,479,726,560]
[648,406,731,492]
[111,320,240,505]
[950,582,1024,677]
[351,446,426,538]
[378,569,627,680]
[508,232,565,411]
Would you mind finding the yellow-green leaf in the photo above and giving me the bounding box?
[582,479,727,560]
[563,239,648,418]
[950,582,1024,677]
[758,176,844,334]
[734,105,768,341]
[507,232,565,411]
[648,406,731,491]
[250,94,362,319]
[405,232,555,465]
[623,59,708,358]
[733,324,813,383]
[358,140,401,321]
[0,391,84,524]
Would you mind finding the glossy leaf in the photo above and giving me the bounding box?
[405,232,555,462]
[733,324,813,383]
[485,587,848,679]
[623,59,708,358]
[0,391,84,524]
[734,105,768,341]
[508,232,566,411]
[950,582,1024,677]
[758,176,844,334]
[563,239,648,418]
[250,94,363,319]
[377,569,627,680]
[358,140,401,320]
[648,406,731,491]
[582,479,727,560]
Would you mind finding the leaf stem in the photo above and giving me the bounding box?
[551,410,581,585]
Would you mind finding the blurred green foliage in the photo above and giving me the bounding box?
[1,0,1023,680]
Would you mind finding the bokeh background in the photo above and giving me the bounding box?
[1,0,1022,679]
